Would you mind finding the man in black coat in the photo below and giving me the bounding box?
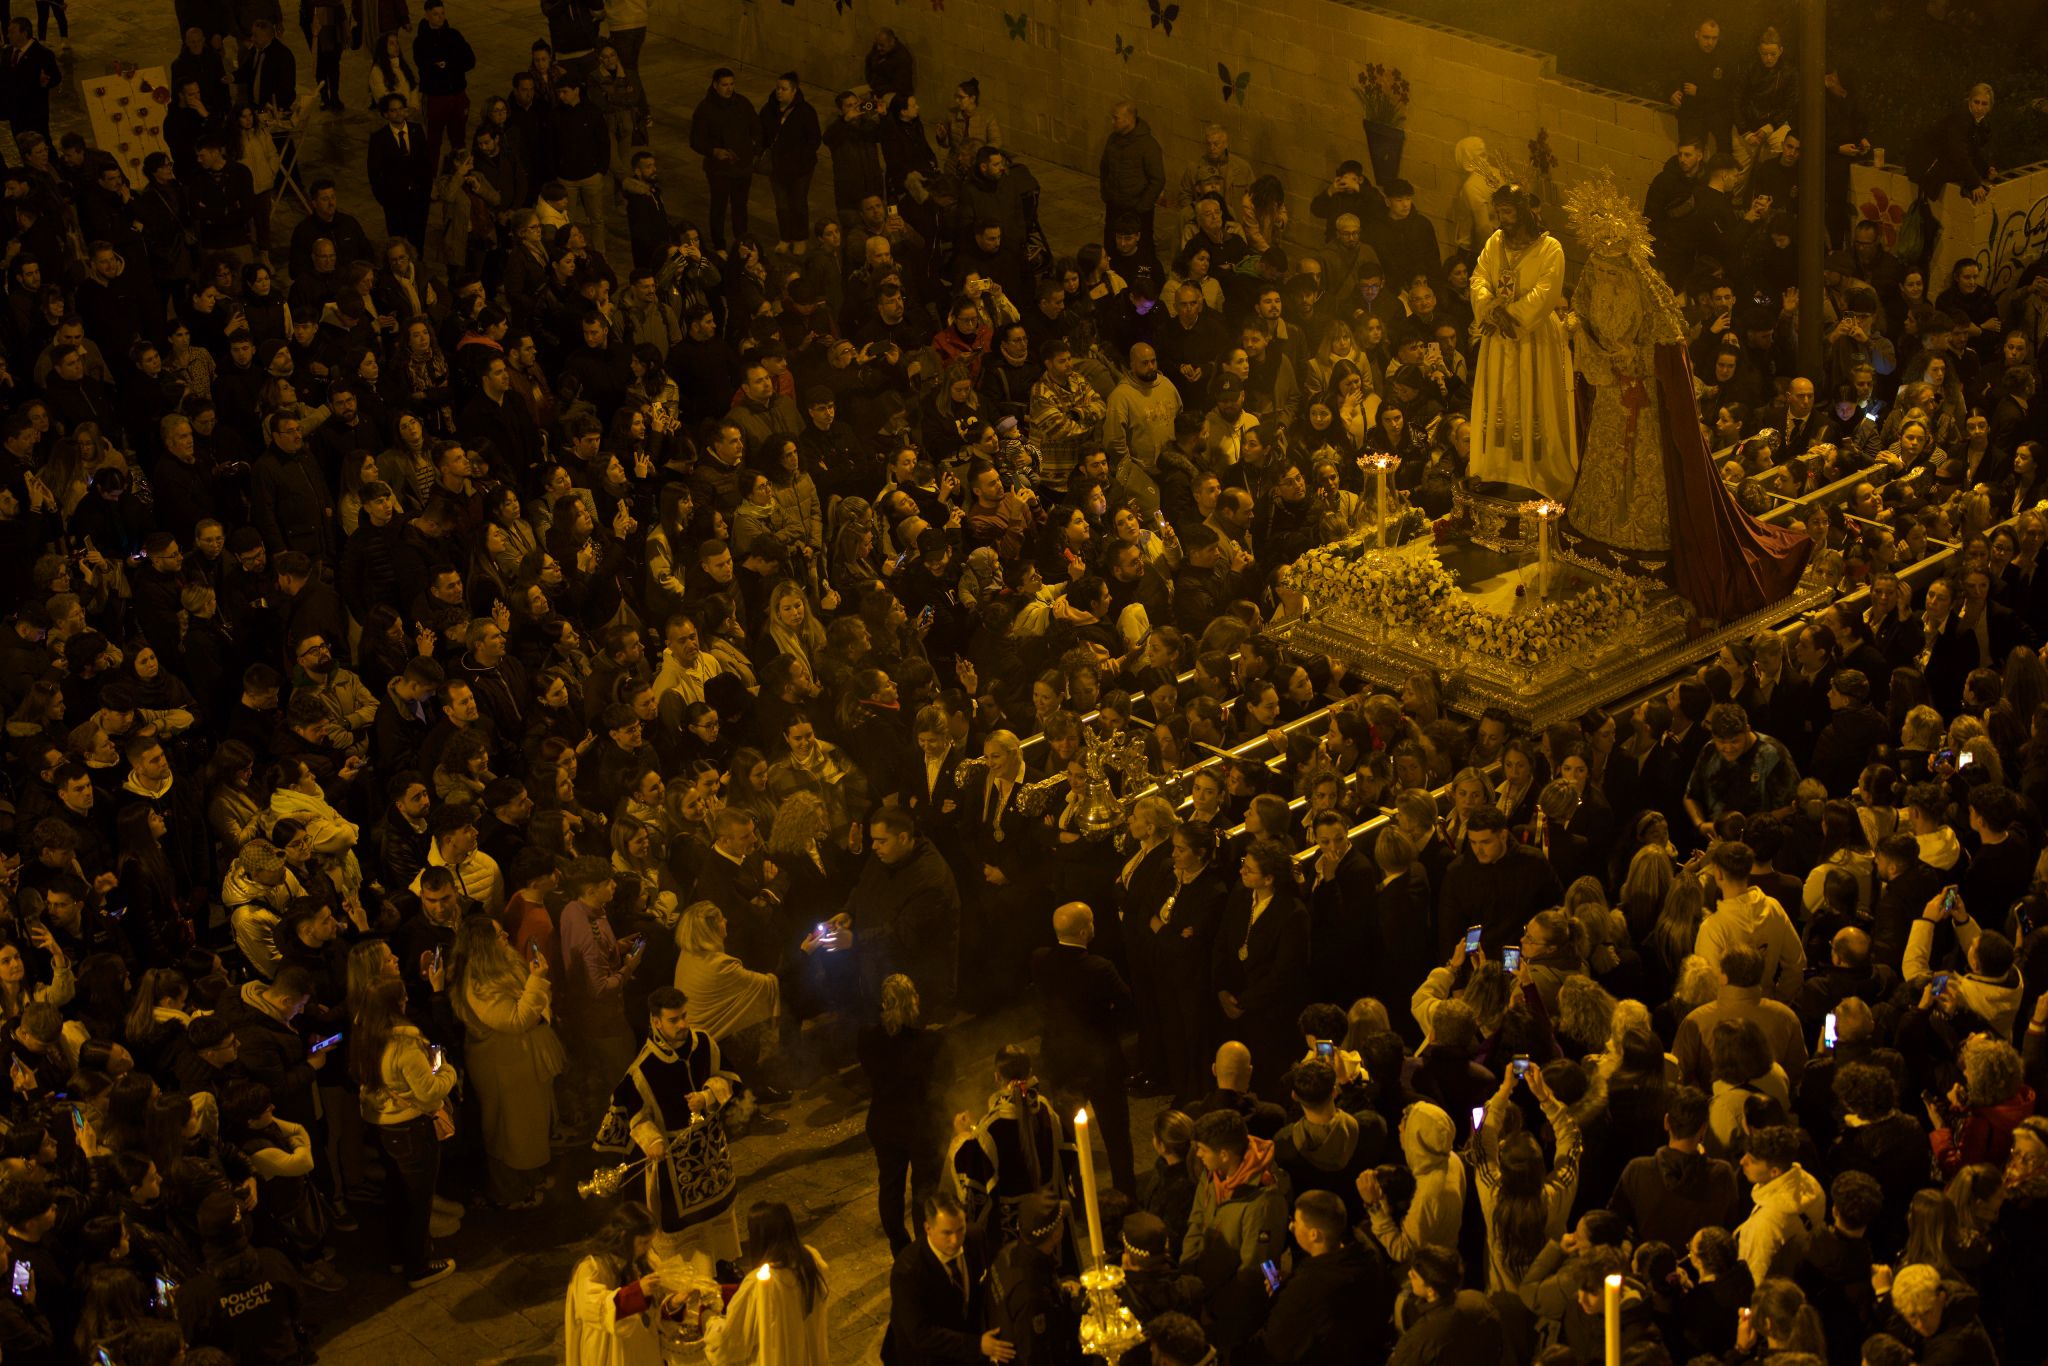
[288,181,374,278]
[188,138,257,255]
[1871,833,1944,972]
[882,1190,1002,1366]
[250,414,335,560]
[1031,903,1136,1192]
[552,77,613,256]
[1436,807,1563,955]
[367,95,433,250]
[0,19,60,144]
[846,809,962,1009]
[687,67,757,251]
[1240,1191,1396,1366]
[1305,810,1377,1011]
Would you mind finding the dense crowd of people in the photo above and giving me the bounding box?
[0,1,2036,1364]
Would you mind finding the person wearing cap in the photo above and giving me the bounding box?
[986,1191,1077,1364]
[187,1187,317,1356]
[1199,375,1259,471]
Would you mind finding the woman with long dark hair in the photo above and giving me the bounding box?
[350,976,458,1287]
[710,1201,830,1364]
[1472,1063,1581,1292]
[114,804,188,964]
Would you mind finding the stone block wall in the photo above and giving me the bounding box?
[656,0,1678,254]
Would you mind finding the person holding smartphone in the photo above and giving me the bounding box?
[448,914,562,1211]
[351,974,461,1287]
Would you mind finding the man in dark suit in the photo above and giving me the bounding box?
[1305,810,1377,1011]
[236,18,296,116]
[882,1189,1007,1366]
[367,94,434,250]
[0,18,60,146]
[1031,902,1135,1192]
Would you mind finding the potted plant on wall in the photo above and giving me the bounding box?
[1353,64,1411,186]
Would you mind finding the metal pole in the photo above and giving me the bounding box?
[1798,0,1827,375]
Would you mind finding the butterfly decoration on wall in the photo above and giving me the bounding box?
[1217,63,1251,103]
[1003,10,1028,38]
[1113,33,1134,61]
[1148,0,1178,35]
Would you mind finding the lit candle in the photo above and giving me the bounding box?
[1603,1272,1621,1366]
[1073,1108,1106,1269]
[754,1263,771,1355]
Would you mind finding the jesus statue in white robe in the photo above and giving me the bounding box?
[1467,185,1579,500]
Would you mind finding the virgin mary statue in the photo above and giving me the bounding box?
[1561,174,1811,623]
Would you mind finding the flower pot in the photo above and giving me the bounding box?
[1363,119,1405,186]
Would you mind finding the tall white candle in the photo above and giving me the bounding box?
[754,1263,771,1356]
[1376,465,1389,547]
[1603,1272,1621,1366]
[1073,1108,1105,1269]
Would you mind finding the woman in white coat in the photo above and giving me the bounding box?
[565,1202,682,1366]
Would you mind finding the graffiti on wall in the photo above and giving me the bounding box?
[1980,187,2048,296]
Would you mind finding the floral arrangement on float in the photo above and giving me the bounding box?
[1292,539,1648,668]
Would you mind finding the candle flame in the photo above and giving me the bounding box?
[1074,1108,1088,1125]
[1604,1273,1622,1288]
[756,1265,772,1281]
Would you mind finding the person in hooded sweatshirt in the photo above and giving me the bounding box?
[1178,1108,1289,1290]
[1695,840,1806,1005]
[1904,887,2024,1041]
[1270,1059,1366,1225]
[1609,1084,1743,1253]
[1734,1124,1827,1287]
[1875,1263,1999,1366]
[1358,1098,1464,1265]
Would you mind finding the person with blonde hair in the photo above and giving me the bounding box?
[672,901,785,1083]
[855,974,951,1252]
[449,913,563,1210]
[1120,792,1180,1091]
